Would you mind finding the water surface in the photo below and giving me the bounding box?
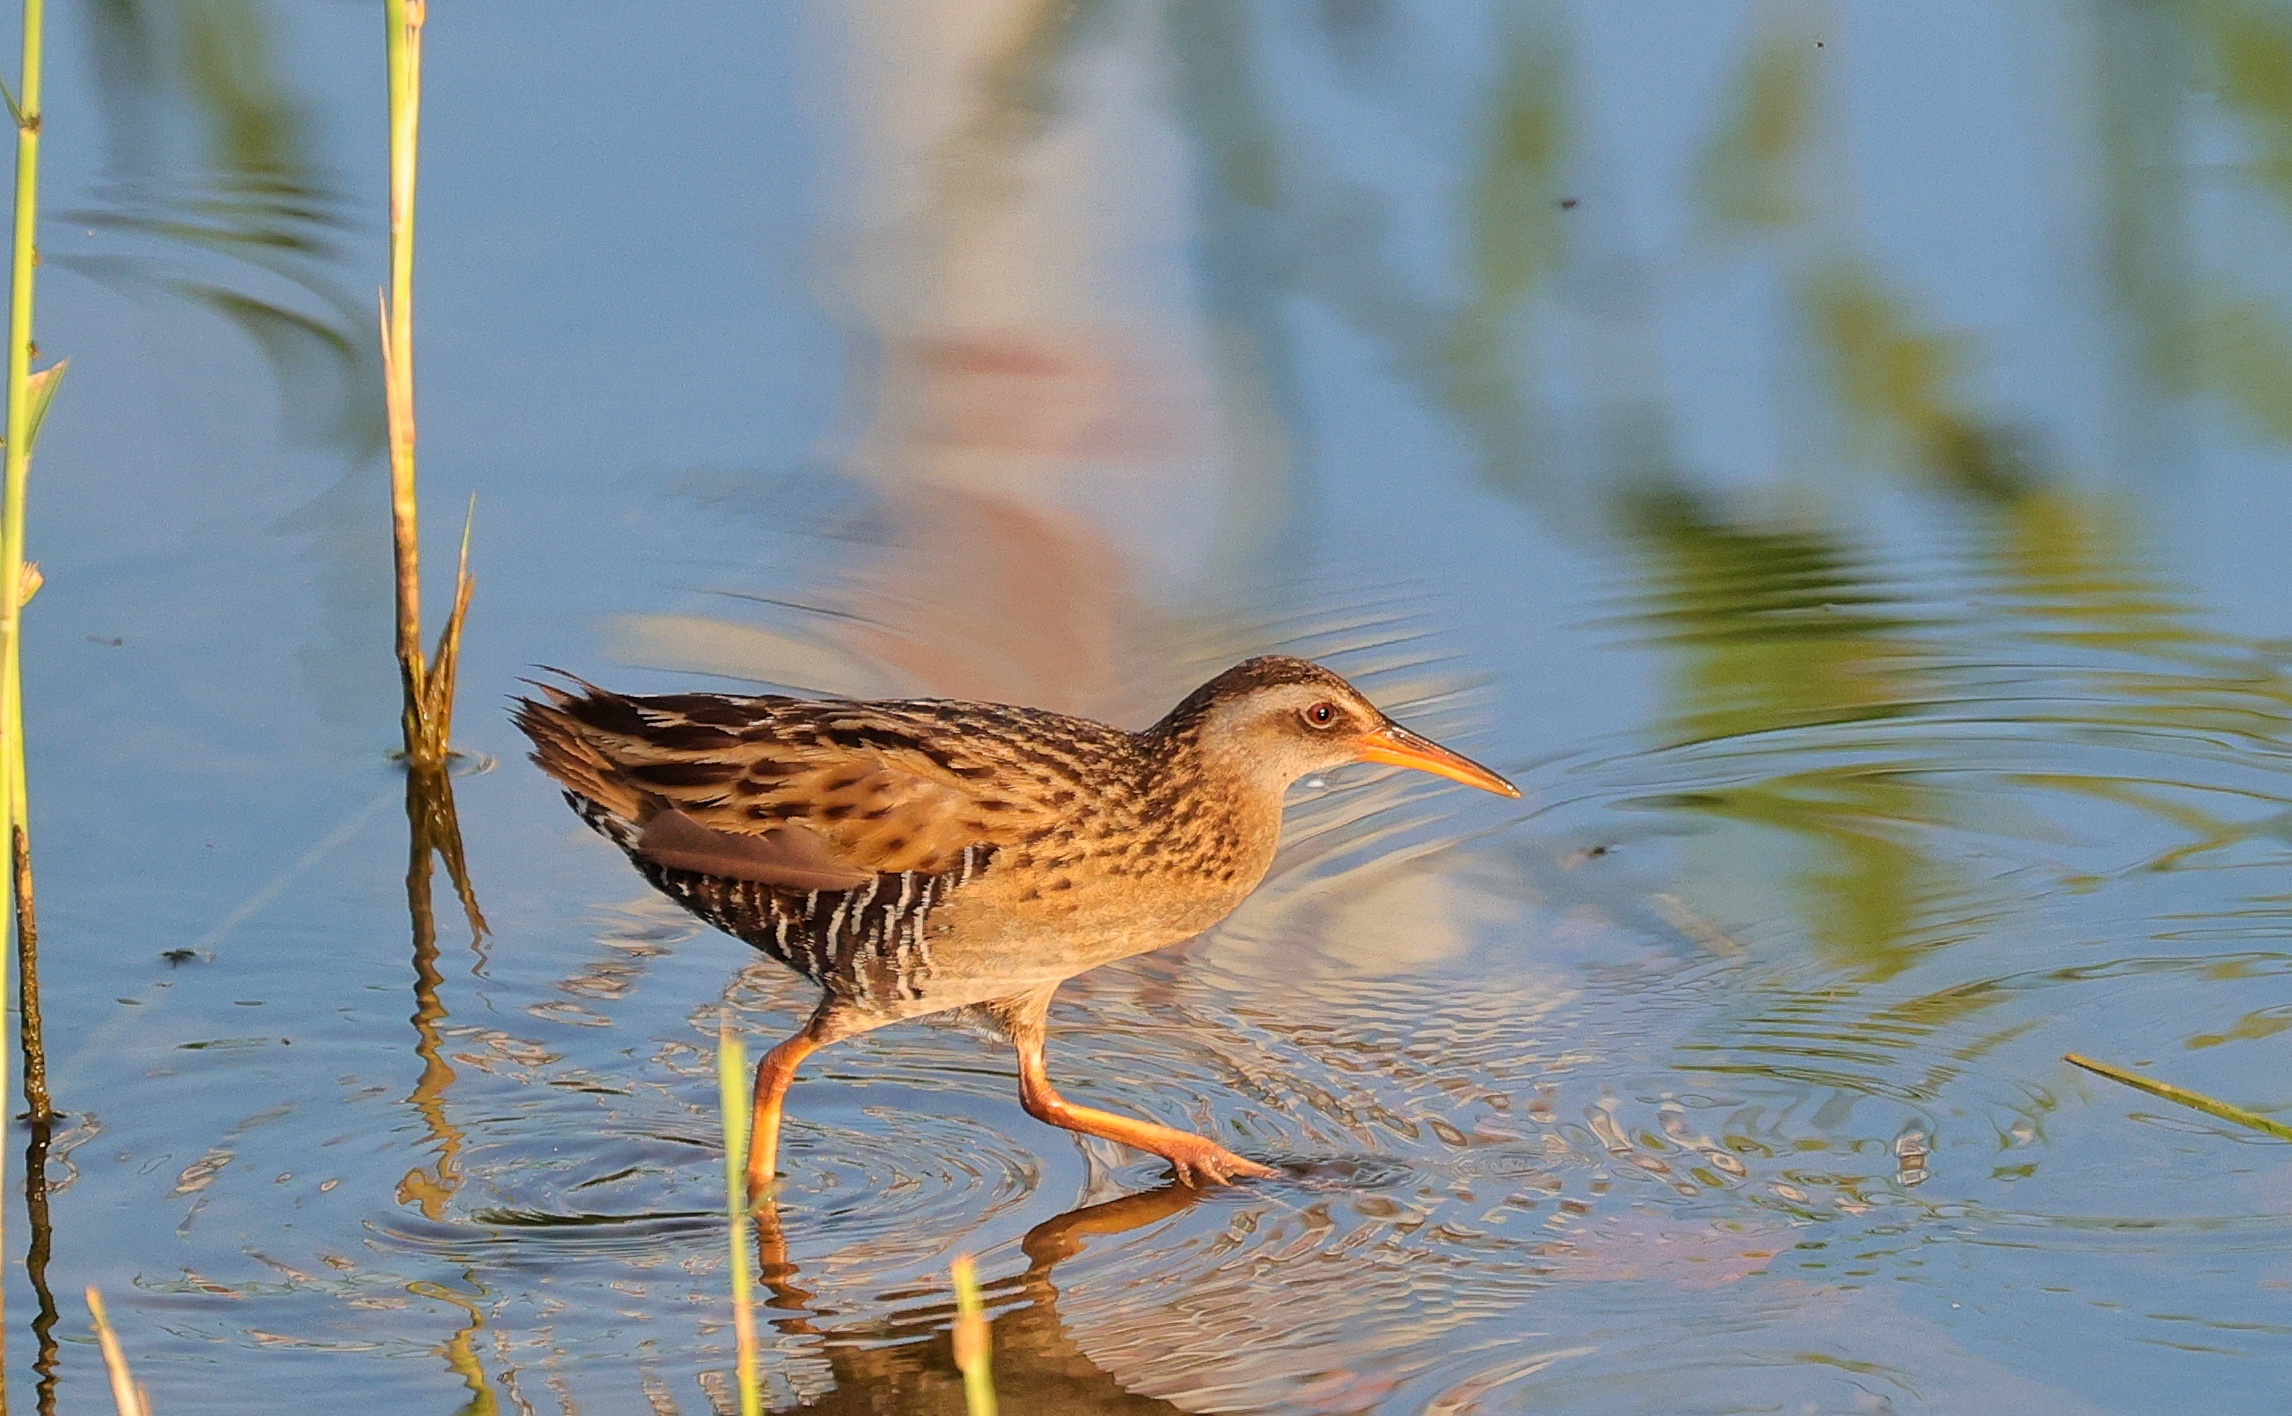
[14,2,2292,1411]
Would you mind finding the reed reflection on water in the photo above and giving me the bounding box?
[13,1,2292,1412]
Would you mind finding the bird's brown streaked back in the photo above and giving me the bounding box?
[513,677,1096,885]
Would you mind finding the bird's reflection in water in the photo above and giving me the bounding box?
[759,1185,1203,1414]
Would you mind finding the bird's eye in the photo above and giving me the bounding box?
[1303,702,1340,729]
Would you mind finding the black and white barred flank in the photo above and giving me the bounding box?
[569,792,994,1005]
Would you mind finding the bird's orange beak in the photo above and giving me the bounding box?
[1356,723,1520,798]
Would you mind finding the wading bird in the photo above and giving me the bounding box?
[516,655,1517,1201]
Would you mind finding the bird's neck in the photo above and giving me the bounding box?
[1136,721,1289,887]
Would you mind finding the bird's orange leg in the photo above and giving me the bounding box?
[746,1028,821,1205]
[744,1002,883,1203]
[997,990,1277,1187]
[747,1026,820,1200]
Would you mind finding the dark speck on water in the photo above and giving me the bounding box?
[28,2,2292,1412]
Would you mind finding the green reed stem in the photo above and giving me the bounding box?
[0,0,52,1386]
[717,1020,761,1416]
[2065,1053,2292,1142]
[950,1255,998,1416]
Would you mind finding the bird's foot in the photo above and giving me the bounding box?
[1158,1137,1280,1187]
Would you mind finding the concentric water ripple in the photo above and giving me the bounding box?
[82,516,2292,1413]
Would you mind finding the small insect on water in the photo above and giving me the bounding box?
[517,654,1518,1201]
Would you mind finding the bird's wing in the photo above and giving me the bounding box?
[514,681,1063,886]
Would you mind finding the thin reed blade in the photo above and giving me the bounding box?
[2065,1053,2292,1141]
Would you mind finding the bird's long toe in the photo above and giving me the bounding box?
[1163,1139,1279,1187]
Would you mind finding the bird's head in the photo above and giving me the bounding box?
[1154,655,1519,799]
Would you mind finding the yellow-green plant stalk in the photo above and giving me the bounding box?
[87,1288,151,1416]
[2066,1053,2292,1141]
[717,1019,762,1416]
[950,1255,998,1416]
[0,0,43,819]
[380,0,470,770]
[0,0,64,1369]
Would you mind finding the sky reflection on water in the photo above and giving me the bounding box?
[13,1,2292,1412]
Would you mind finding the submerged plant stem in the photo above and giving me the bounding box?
[22,1117,54,1416]
[397,761,483,1218]
[2065,1053,2292,1141]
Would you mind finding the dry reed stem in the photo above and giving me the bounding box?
[86,1289,150,1416]
[13,822,42,1118]
[381,0,470,772]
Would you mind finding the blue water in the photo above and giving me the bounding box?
[11,1,2292,1410]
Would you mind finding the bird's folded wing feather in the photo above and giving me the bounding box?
[632,807,876,890]
[515,683,1058,886]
